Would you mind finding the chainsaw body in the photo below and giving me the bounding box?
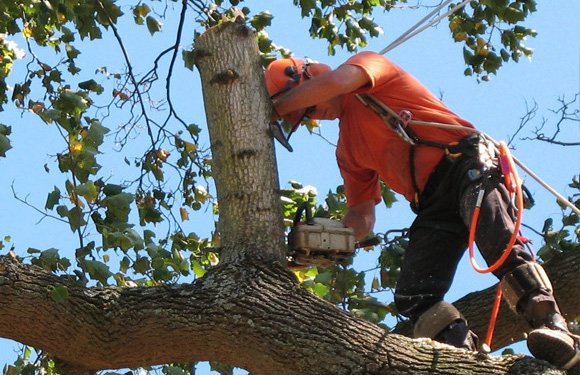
[288,203,355,268]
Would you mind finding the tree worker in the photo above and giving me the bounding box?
[264,51,579,369]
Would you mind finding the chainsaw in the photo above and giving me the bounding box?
[287,202,382,268]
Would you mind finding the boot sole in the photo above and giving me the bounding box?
[527,328,577,368]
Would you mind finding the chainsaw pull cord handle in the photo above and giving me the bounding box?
[468,141,524,352]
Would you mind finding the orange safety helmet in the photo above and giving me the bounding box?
[264,57,331,99]
[265,58,331,145]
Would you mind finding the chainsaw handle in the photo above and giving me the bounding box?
[293,202,313,226]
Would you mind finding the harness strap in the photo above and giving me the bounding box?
[356,93,476,208]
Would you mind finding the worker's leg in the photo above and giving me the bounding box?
[459,168,580,369]
[394,216,478,350]
[395,156,477,350]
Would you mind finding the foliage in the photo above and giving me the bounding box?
[0,0,570,374]
[449,0,538,81]
[536,177,580,262]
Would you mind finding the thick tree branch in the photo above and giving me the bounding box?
[0,253,567,375]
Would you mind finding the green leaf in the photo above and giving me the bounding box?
[45,186,61,210]
[380,183,397,208]
[78,79,103,94]
[133,256,151,274]
[48,284,69,303]
[192,259,207,277]
[84,260,112,284]
[182,50,196,71]
[133,3,151,18]
[65,44,81,60]
[75,181,98,203]
[313,282,329,298]
[163,366,187,375]
[250,11,273,31]
[146,16,162,35]
[0,124,12,157]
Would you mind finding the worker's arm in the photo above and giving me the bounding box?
[342,199,376,240]
[272,64,369,117]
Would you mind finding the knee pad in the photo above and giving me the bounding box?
[500,263,552,313]
[413,301,464,339]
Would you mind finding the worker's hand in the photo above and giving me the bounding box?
[342,199,376,240]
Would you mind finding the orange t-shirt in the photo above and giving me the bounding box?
[336,51,475,205]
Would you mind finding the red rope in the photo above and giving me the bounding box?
[467,141,524,351]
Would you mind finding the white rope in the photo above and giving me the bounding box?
[381,0,453,54]
[380,0,474,55]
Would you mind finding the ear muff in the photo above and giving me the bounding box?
[264,58,332,143]
[264,58,332,98]
[264,57,305,98]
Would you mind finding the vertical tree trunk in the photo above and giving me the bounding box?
[195,21,286,264]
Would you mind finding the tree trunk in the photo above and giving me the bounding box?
[194,20,286,265]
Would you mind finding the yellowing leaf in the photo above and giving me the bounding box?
[69,193,85,208]
[157,149,170,162]
[179,206,189,221]
[371,276,380,290]
[113,89,129,101]
[211,231,221,247]
[454,32,468,42]
[184,141,197,152]
[69,140,83,154]
[30,102,45,113]
[22,26,33,38]
[208,252,219,266]
[293,270,305,283]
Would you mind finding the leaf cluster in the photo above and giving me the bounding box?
[536,177,580,262]
[449,0,538,81]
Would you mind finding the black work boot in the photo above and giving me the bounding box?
[525,302,580,370]
[434,319,479,351]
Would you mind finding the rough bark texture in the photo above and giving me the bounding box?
[194,20,286,265]
[0,253,572,375]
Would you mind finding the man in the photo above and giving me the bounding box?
[264,51,579,369]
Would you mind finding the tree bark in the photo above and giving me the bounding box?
[194,20,286,265]
[0,253,572,375]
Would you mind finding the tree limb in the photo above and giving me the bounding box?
[0,251,572,375]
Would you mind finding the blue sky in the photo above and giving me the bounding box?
[0,1,578,374]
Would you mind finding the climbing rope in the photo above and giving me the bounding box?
[380,0,474,55]
[466,140,524,352]
[468,141,524,275]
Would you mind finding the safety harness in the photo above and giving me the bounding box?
[357,92,529,351]
[355,93,485,209]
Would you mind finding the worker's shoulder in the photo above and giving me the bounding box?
[343,51,397,70]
